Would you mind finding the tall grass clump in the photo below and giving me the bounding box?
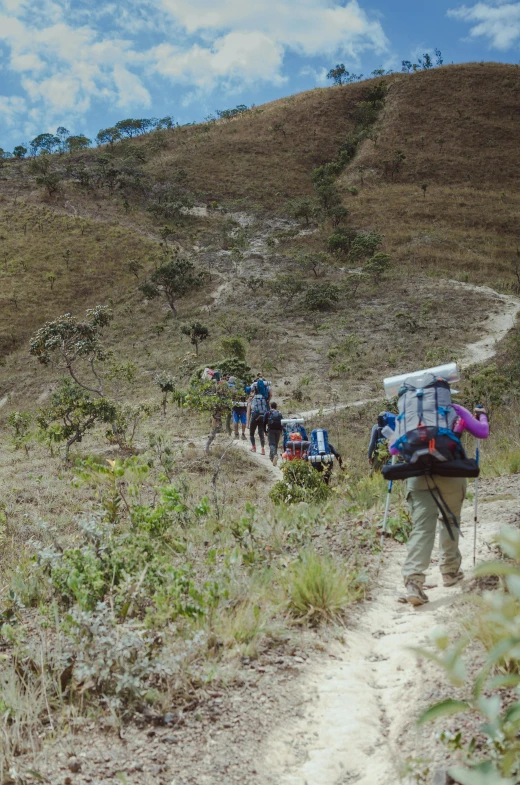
[285,548,364,625]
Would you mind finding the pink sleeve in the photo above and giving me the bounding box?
[451,404,489,439]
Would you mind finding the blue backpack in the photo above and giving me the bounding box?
[307,429,334,465]
[254,378,269,400]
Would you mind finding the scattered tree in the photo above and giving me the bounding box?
[435,49,443,67]
[349,231,383,262]
[421,183,428,199]
[304,284,341,312]
[29,306,114,396]
[36,378,117,459]
[13,145,27,159]
[65,135,92,152]
[139,258,205,317]
[327,64,348,85]
[127,259,144,279]
[286,196,317,226]
[297,252,332,278]
[220,336,247,361]
[36,171,62,196]
[139,259,205,317]
[96,127,122,146]
[181,322,209,356]
[419,53,433,70]
[155,372,177,417]
[363,252,392,283]
[269,274,306,307]
[30,133,60,156]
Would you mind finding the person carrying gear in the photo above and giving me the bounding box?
[228,376,248,440]
[282,432,310,461]
[384,371,489,606]
[251,375,272,403]
[368,411,395,472]
[248,391,269,454]
[306,428,343,485]
[282,420,308,450]
[263,402,284,465]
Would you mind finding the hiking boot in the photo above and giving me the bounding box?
[272,456,278,466]
[251,446,256,453]
[261,448,265,456]
[442,571,464,587]
[241,434,246,441]
[234,432,239,440]
[405,581,429,606]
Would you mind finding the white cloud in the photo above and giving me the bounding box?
[300,65,329,85]
[158,0,388,58]
[0,94,26,126]
[0,0,389,142]
[448,2,520,49]
[150,32,286,90]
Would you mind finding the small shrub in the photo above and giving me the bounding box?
[270,461,330,505]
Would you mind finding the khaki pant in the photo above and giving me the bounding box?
[403,476,467,586]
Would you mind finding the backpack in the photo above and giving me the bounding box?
[254,378,269,400]
[382,374,479,481]
[267,410,283,430]
[307,429,334,465]
[251,394,268,416]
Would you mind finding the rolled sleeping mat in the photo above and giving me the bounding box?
[307,454,334,465]
[281,419,305,425]
[384,362,460,399]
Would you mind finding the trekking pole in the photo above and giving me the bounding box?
[376,456,396,575]
[473,438,481,566]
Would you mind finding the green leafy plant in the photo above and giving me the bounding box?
[36,378,117,458]
[416,527,520,784]
[270,461,331,505]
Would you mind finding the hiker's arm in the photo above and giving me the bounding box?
[330,444,343,465]
[451,404,490,439]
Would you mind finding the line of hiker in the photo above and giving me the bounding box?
[204,369,343,480]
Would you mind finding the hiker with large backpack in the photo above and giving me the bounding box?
[248,390,269,454]
[382,370,489,606]
[263,402,284,465]
[251,375,271,403]
[306,428,343,484]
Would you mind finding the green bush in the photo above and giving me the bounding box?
[270,461,331,505]
[304,284,341,312]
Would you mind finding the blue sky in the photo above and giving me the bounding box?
[0,0,519,150]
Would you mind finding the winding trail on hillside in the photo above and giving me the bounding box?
[223,284,520,785]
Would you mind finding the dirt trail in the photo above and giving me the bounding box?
[454,283,520,368]
[251,284,520,784]
[262,489,518,785]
